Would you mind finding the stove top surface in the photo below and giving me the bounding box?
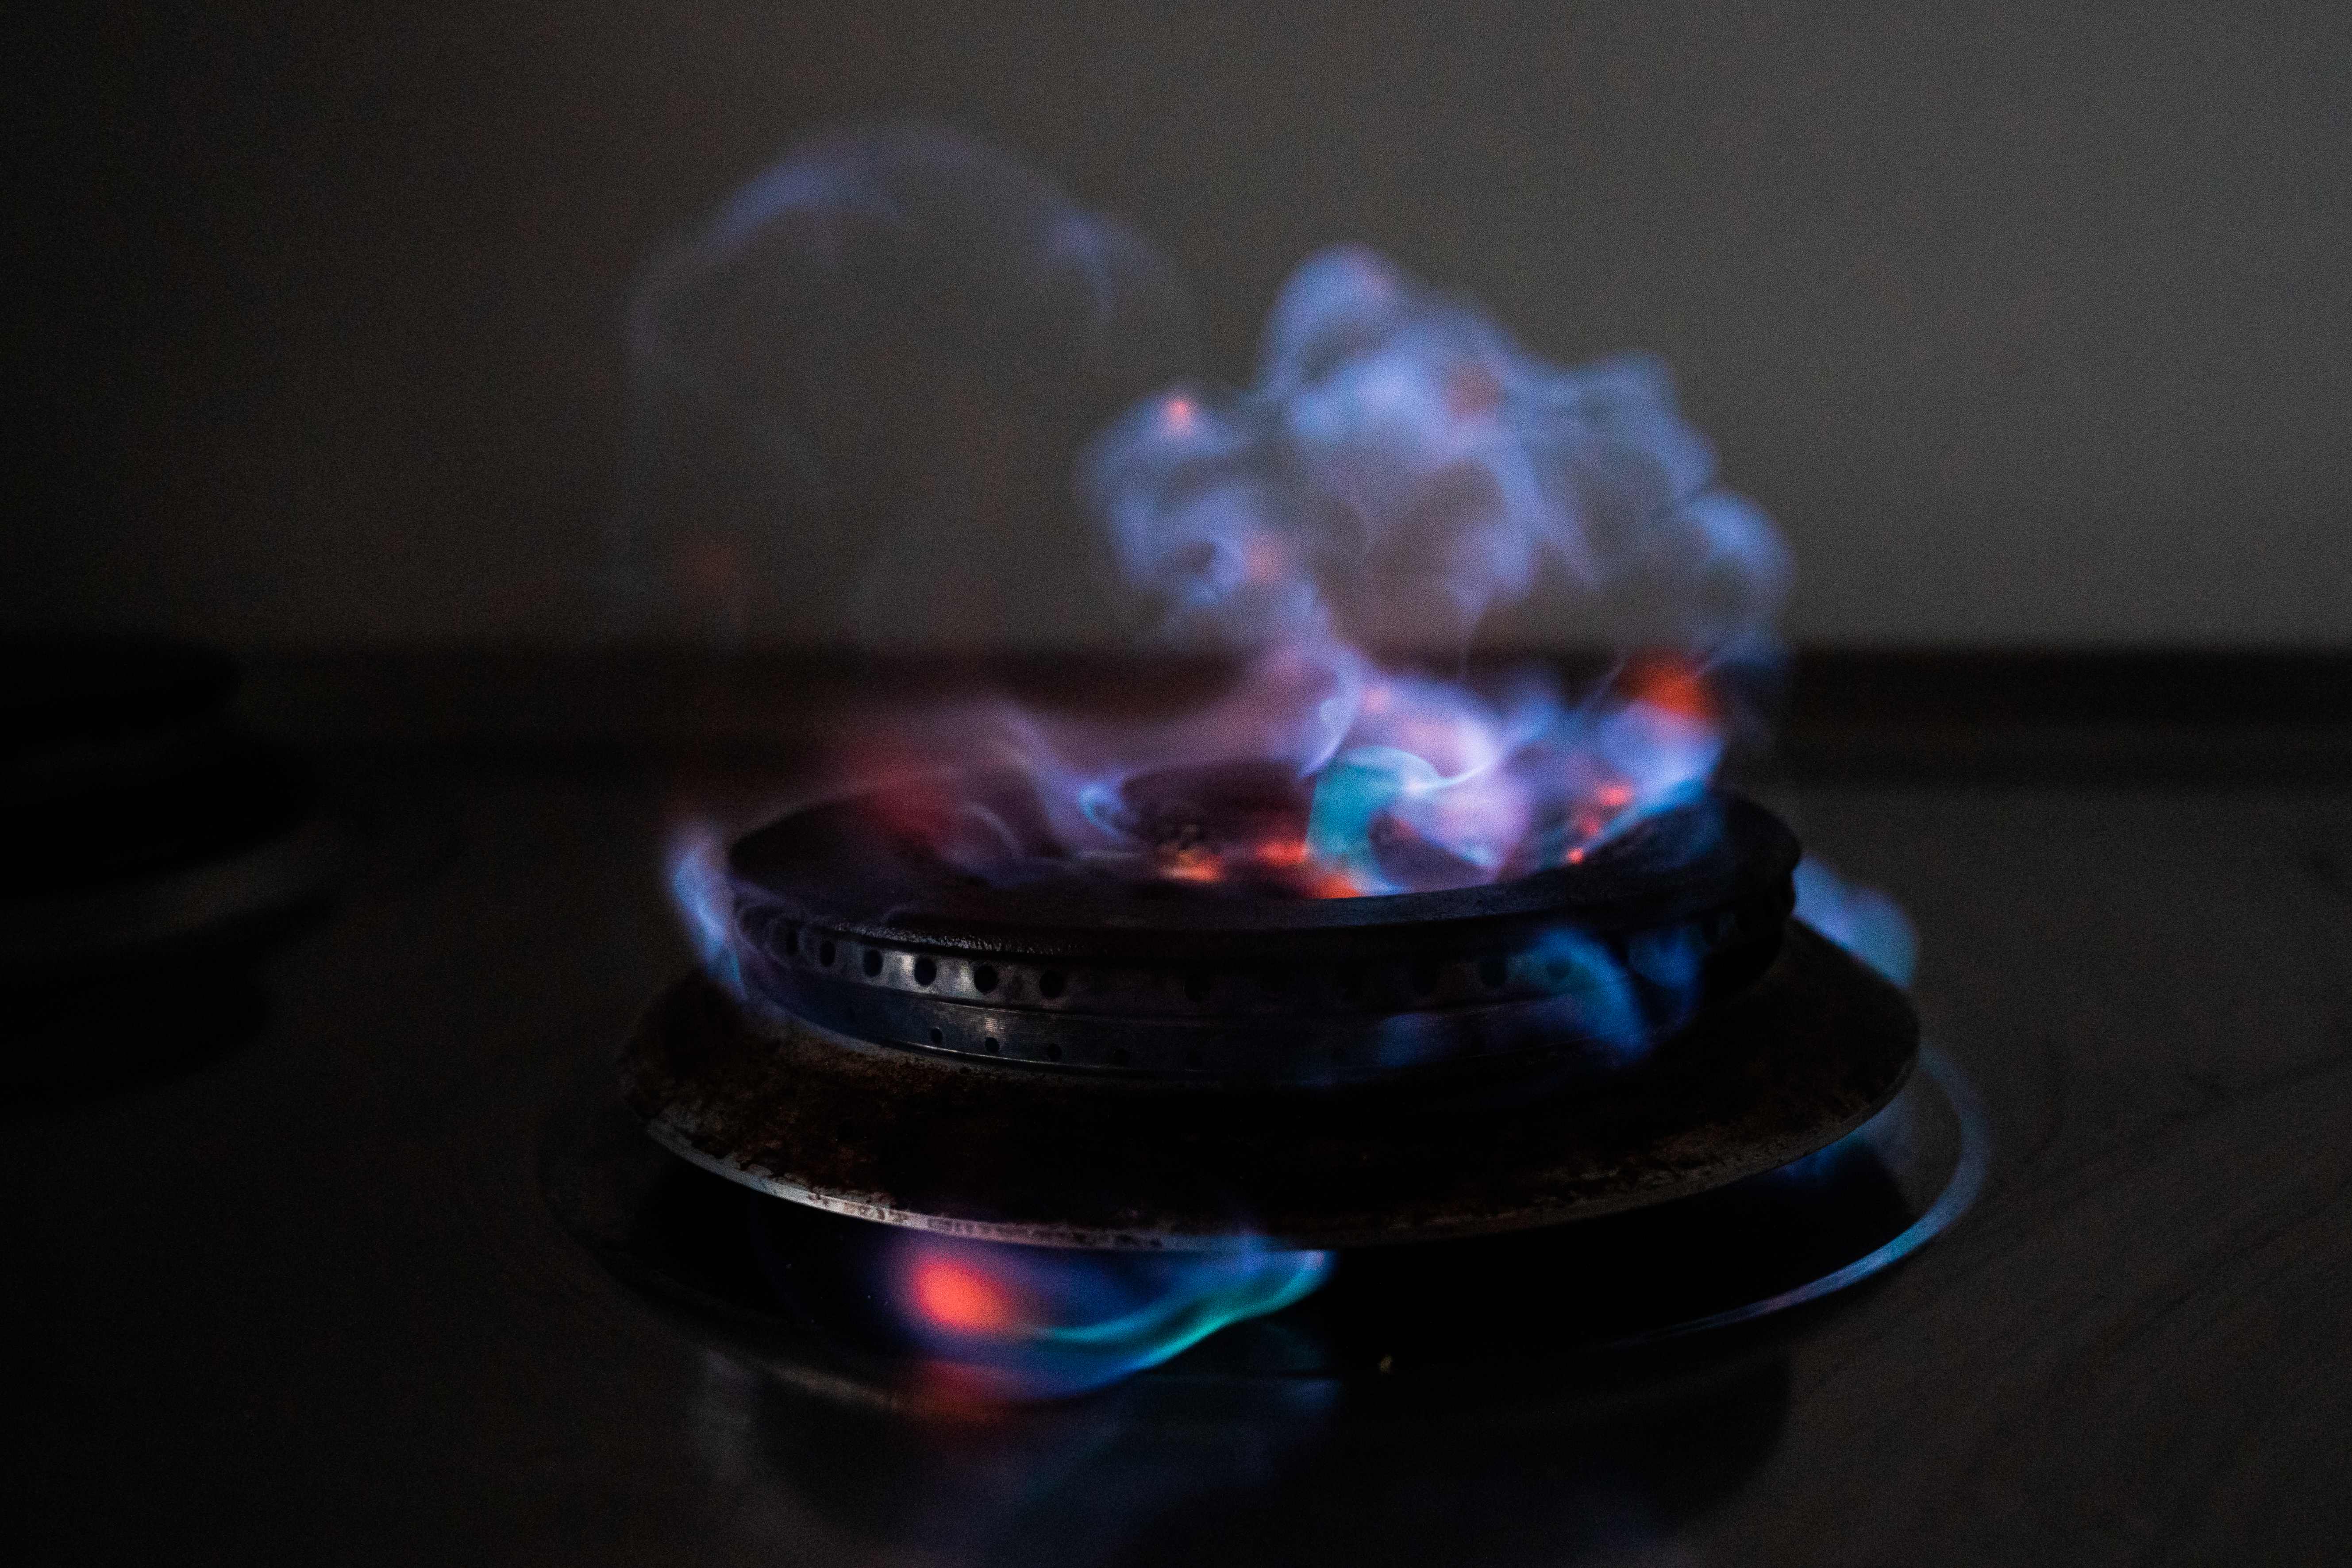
[12,740,2352,1566]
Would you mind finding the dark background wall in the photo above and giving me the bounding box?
[10,1,2350,650]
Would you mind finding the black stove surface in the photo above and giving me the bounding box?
[11,731,2352,1565]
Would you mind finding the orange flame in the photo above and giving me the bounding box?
[1150,833,1361,898]
[911,1256,1021,1336]
[1303,868,1364,898]
[1622,656,1716,721]
[1158,846,1225,884]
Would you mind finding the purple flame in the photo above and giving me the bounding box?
[634,126,1823,1041]
[619,127,1791,905]
[615,125,1197,648]
[1089,244,1786,659]
[1046,239,1786,895]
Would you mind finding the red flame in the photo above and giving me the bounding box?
[1621,656,1717,722]
[1151,834,1363,898]
[911,1256,1023,1336]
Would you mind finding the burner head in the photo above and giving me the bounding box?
[624,921,1917,1249]
[724,781,1800,1086]
[626,787,1917,1249]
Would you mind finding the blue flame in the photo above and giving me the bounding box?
[885,1232,1332,1401]
[1303,745,1454,893]
[1524,925,1651,1058]
[665,823,742,996]
[1793,858,1918,986]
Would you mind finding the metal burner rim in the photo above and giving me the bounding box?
[624,921,1919,1250]
[722,788,1800,1082]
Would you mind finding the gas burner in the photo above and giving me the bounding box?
[621,786,1919,1249]
[546,130,1998,1417]
[717,775,1799,1085]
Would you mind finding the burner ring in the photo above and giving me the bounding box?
[725,787,1799,1084]
[623,920,1917,1250]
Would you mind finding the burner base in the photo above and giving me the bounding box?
[622,921,1917,1249]
[548,1043,1985,1395]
